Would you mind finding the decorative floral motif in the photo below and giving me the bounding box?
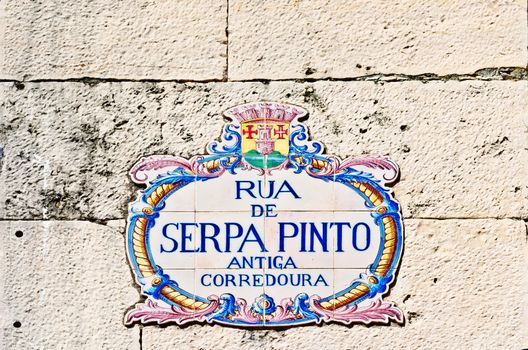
[310,297,403,324]
[252,294,277,315]
[125,297,220,325]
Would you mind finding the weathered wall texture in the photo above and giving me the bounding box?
[0,1,527,349]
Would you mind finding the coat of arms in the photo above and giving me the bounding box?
[229,104,300,169]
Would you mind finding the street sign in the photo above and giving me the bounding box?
[125,102,404,327]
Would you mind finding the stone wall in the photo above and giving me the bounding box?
[1,1,527,349]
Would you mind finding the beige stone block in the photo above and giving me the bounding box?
[229,0,527,79]
[0,81,525,220]
[0,221,140,349]
[302,81,528,219]
[1,0,227,80]
[142,219,527,350]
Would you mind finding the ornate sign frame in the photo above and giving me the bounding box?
[125,102,404,327]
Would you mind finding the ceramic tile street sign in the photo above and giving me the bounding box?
[125,102,404,327]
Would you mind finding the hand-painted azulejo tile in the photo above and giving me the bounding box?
[194,268,265,306]
[332,211,382,269]
[195,170,269,212]
[194,211,266,269]
[263,168,335,212]
[147,211,196,269]
[263,211,335,269]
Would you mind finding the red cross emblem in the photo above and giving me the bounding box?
[273,125,289,139]
[242,125,259,139]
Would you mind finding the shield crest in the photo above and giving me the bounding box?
[224,102,306,170]
[241,119,290,169]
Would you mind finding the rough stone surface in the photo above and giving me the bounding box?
[0,0,526,348]
[0,81,526,220]
[0,220,140,349]
[1,0,227,80]
[142,219,527,349]
[228,0,528,80]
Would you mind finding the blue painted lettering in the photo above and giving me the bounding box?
[226,255,298,269]
[352,222,371,251]
[235,180,301,200]
[199,272,329,287]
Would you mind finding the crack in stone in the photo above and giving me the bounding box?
[224,0,230,81]
[0,67,526,85]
